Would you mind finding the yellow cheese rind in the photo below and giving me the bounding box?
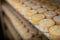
[32,14,45,25]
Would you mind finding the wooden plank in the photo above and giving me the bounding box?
[4,17,22,40]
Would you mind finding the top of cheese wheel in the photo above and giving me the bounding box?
[22,5,30,9]
[30,10,37,14]
[31,14,45,24]
[25,10,37,14]
[45,11,56,15]
[44,11,57,18]
[39,8,47,11]
[39,19,55,28]
[32,14,45,20]
[53,16,60,22]
[38,8,47,13]
[32,4,41,9]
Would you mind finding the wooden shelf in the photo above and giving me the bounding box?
[3,0,50,39]
[2,0,50,40]
[2,2,48,40]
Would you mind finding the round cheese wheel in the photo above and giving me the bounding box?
[17,4,22,11]
[44,11,57,18]
[47,5,57,11]
[25,10,37,19]
[38,8,47,14]
[42,3,57,11]
[49,25,60,40]
[39,19,55,32]
[53,16,60,25]
[24,1,33,8]
[42,4,51,9]
[22,4,31,10]
[55,9,60,15]
[32,5,41,10]
[32,14,45,25]
[21,5,31,15]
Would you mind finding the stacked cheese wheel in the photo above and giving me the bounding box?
[30,0,60,11]
[17,0,60,40]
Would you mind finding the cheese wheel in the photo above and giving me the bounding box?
[32,14,45,25]
[22,4,31,9]
[25,10,37,19]
[42,4,51,8]
[47,5,57,11]
[16,4,22,11]
[55,9,60,15]
[24,1,33,8]
[44,11,57,18]
[53,16,60,25]
[39,19,55,32]
[32,5,41,10]
[42,3,57,11]
[21,5,31,15]
[38,8,47,14]
[49,25,60,40]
